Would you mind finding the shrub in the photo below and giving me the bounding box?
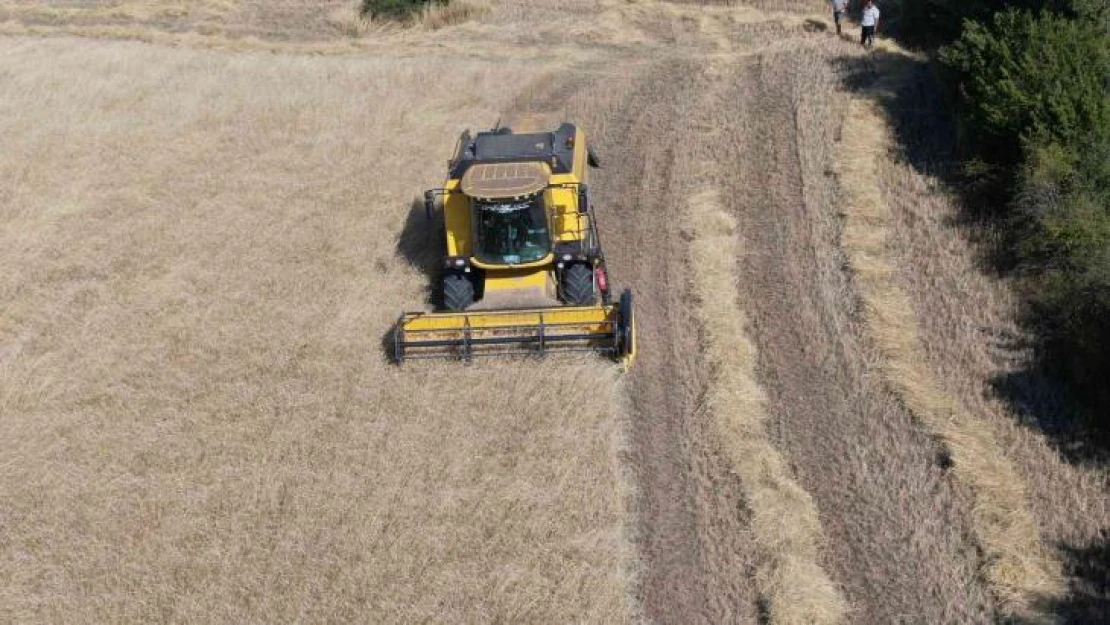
[1016,141,1110,423]
[940,9,1110,167]
[361,0,448,20]
[935,6,1110,419]
[892,0,1094,48]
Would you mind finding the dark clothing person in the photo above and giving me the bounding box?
[861,25,875,47]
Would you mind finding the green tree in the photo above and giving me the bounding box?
[938,7,1110,418]
[892,0,1096,48]
[1017,140,1110,420]
[940,9,1110,165]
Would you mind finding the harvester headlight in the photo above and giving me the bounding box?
[562,254,572,261]
[454,259,466,267]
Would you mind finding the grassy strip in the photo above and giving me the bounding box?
[836,92,1065,621]
[688,190,846,625]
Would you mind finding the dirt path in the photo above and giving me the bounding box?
[593,57,763,624]
[574,34,998,624]
[720,50,994,622]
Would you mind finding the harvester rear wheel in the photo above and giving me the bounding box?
[561,263,596,306]
[442,272,474,311]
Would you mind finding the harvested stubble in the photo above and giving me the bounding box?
[836,74,1065,620]
[719,43,994,623]
[688,190,846,625]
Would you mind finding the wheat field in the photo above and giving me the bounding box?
[0,32,638,622]
[2,1,1105,622]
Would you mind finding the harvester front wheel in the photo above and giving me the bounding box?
[442,272,474,311]
[560,263,596,306]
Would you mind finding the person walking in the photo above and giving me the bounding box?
[860,0,880,49]
[831,0,848,35]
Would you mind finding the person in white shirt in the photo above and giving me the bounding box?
[830,0,848,35]
[861,0,880,48]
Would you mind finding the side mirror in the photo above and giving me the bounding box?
[577,185,590,215]
[586,147,601,168]
[424,190,436,220]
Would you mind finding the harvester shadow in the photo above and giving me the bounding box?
[385,196,445,364]
[396,195,444,309]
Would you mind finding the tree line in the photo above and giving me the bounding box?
[890,0,1109,425]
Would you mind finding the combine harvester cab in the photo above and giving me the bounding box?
[393,122,636,367]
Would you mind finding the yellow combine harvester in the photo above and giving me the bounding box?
[393,122,636,366]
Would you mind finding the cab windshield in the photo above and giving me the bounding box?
[474,196,550,265]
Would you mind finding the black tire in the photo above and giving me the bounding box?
[561,263,595,306]
[442,272,474,311]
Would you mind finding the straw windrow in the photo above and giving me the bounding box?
[687,190,847,625]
